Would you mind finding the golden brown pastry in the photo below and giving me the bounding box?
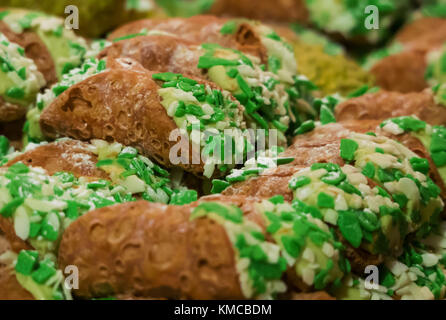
[369,17,446,93]
[335,90,446,126]
[58,199,257,299]
[370,49,428,93]
[108,15,270,63]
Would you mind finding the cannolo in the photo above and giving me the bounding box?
[99,33,318,141]
[224,122,445,272]
[35,57,247,178]
[58,196,348,299]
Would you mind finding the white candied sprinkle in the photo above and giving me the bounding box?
[322,242,335,258]
[323,209,338,225]
[421,253,439,267]
[302,248,315,263]
[302,268,315,286]
[14,206,30,240]
[334,194,348,211]
[382,122,404,135]
[386,260,408,277]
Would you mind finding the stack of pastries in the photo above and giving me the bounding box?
[1,2,446,300]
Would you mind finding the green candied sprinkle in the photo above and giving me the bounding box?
[269,195,284,204]
[87,180,110,190]
[249,256,287,280]
[347,84,370,98]
[15,250,39,276]
[266,221,282,235]
[375,147,384,154]
[53,171,76,183]
[281,235,301,258]
[311,163,340,172]
[377,168,395,183]
[211,179,230,194]
[97,60,107,72]
[357,211,380,232]
[376,186,390,198]
[8,162,30,174]
[112,32,148,42]
[61,62,75,75]
[340,139,358,161]
[292,199,322,219]
[272,120,288,133]
[191,202,243,223]
[317,192,335,209]
[320,105,336,125]
[410,157,430,174]
[337,211,363,248]
[286,86,299,99]
[226,68,239,78]
[5,87,25,99]
[31,259,56,284]
[236,74,253,98]
[29,222,41,238]
[385,116,426,132]
[339,257,351,274]
[264,78,279,91]
[431,127,446,159]
[52,85,69,97]
[314,259,334,290]
[152,72,181,82]
[309,230,330,246]
[220,20,238,35]
[266,31,281,41]
[0,197,24,218]
[393,193,408,209]
[274,157,294,165]
[174,101,186,117]
[293,120,315,135]
[17,67,26,80]
[251,231,265,241]
[153,165,169,177]
[362,162,375,179]
[432,151,446,167]
[0,135,9,157]
[169,189,197,205]
[381,269,395,288]
[0,11,9,20]
[268,56,281,74]
[250,112,269,129]
[185,104,205,117]
[65,200,81,219]
[338,181,361,196]
[96,159,114,167]
[321,170,346,185]
[53,25,64,37]
[197,56,240,69]
[289,175,311,190]
[40,218,59,241]
[366,132,376,136]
